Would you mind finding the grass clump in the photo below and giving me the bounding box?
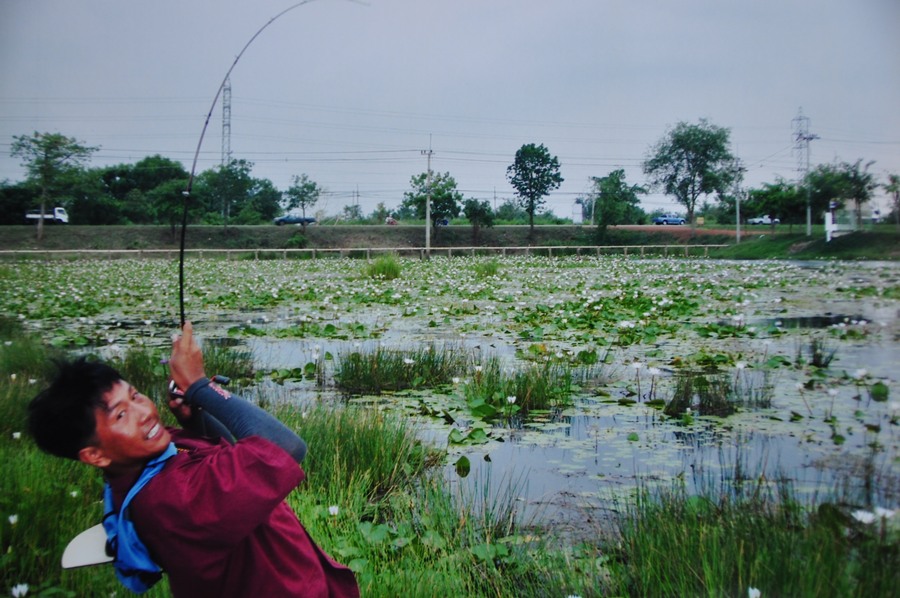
[472,259,501,279]
[607,483,900,597]
[664,369,773,418]
[464,356,574,420]
[366,253,402,280]
[336,345,469,394]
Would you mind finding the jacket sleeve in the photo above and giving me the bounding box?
[184,377,307,463]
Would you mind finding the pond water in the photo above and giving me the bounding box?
[7,256,899,532]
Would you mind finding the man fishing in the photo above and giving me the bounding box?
[28,322,359,597]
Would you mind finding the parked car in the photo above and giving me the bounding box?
[25,207,69,224]
[273,214,316,226]
[652,214,686,225]
[747,215,780,225]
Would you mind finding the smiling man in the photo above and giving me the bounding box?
[28,322,358,597]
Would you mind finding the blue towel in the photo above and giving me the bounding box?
[103,442,177,593]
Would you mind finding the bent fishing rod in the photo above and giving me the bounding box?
[177,0,361,326]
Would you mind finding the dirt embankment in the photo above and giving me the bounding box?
[0,224,734,252]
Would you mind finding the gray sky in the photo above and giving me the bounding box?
[2,0,899,218]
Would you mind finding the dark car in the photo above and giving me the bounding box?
[274,215,316,226]
[653,214,686,225]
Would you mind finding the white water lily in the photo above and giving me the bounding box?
[11,583,29,597]
[8,514,18,525]
[506,395,517,404]
[328,505,339,516]
[403,358,415,365]
[852,510,876,524]
[11,432,21,440]
[748,588,761,598]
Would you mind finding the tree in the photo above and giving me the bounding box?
[194,159,254,227]
[401,171,462,230]
[495,198,527,223]
[885,174,900,231]
[643,120,736,228]
[805,160,877,227]
[842,160,877,228]
[742,179,806,231]
[462,198,494,243]
[506,143,563,234]
[10,131,97,240]
[369,202,390,224]
[283,174,322,222]
[341,204,364,221]
[589,169,646,242]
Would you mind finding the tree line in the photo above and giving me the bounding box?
[4,125,898,241]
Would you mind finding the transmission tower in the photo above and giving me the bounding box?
[221,76,232,165]
[792,107,818,236]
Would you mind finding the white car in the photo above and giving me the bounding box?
[747,215,779,225]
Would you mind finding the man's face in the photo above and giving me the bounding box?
[83,380,172,472]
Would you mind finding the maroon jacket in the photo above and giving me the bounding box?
[107,430,359,597]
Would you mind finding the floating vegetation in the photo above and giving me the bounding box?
[463,356,574,420]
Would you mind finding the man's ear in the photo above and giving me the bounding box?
[78,445,111,469]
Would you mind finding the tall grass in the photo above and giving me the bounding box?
[606,481,900,597]
[335,345,470,394]
[464,356,574,419]
[664,369,773,417]
[366,253,402,280]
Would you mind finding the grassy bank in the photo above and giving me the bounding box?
[709,230,900,260]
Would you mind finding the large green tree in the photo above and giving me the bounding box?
[589,169,646,241]
[643,120,736,228]
[10,131,97,240]
[282,174,322,221]
[506,143,563,233]
[194,159,254,227]
[401,171,462,230]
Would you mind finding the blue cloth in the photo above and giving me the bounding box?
[103,442,177,593]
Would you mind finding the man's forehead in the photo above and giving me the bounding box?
[100,380,130,410]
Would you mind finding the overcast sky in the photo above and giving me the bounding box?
[2,0,899,218]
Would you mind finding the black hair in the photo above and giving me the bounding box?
[27,357,124,460]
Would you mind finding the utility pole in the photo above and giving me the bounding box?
[731,159,746,244]
[421,139,433,258]
[793,108,818,236]
[221,76,232,166]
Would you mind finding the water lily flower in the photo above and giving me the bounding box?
[9,373,15,381]
[328,505,339,516]
[735,361,747,370]
[70,490,79,498]
[11,432,21,440]
[853,368,868,380]
[748,588,761,598]
[506,396,517,404]
[874,507,895,519]
[403,358,415,365]
[8,514,18,525]
[852,510,876,524]
[452,377,461,384]
[11,583,29,597]
[474,365,483,373]
[630,361,643,370]
[648,367,661,377]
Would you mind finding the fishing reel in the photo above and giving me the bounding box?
[167,375,231,402]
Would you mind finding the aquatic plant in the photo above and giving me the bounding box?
[335,344,469,394]
[366,253,402,280]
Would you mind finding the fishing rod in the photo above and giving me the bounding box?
[178,0,361,326]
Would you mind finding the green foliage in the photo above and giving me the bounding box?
[282,173,321,219]
[472,259,500,279]
[463,356,574,419]
[506,143,564,231]
[366,253,402,280]
[462,198,494,241]
[590,168,647,241]
[401,171,463,229]
[643,119,736,223]
[608,484,900,598]
[335,345,470,394]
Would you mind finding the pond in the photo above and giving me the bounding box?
[3,256,898,531]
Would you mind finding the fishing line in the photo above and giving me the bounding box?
[178,0,363,326]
